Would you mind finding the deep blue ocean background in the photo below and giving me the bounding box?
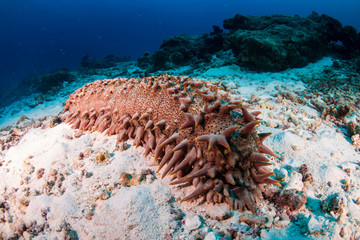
[1,0,359,92]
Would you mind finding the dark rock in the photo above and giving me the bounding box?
[347,122,360,136]
[137,52,152,69]
[341,25,360,50]
[321,193,346,216]
[238,212,267,228]
[210,25,223,35]
[80,54,131,69]
[138,32,223,72]
[138,12,360,72]
[299,164,313,183]
[37,69,75,93]
[223,12,358,71]
[274,189,307,211]
[223,14,252,31]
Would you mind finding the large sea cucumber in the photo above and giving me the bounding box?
[63,74,279,212]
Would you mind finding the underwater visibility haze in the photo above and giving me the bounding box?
[1,0,360,91]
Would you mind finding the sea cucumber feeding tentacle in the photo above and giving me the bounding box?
[63,74,279,212]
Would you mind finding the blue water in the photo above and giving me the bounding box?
[0,0,359,91]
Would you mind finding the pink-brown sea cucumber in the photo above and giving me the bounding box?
[63,74,279,212]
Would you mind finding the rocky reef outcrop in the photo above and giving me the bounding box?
[138,12,360,72]
[138,26,224,72]
[80,55,131,69]
[223,12,359,71]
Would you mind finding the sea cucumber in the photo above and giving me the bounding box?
[63,74,279,212]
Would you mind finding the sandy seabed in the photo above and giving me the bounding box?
[0,57,360,239]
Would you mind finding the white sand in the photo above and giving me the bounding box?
[1,57,360,239]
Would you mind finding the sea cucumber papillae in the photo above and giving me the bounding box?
[63,75,279,212]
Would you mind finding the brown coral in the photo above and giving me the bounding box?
[62,75,279,212]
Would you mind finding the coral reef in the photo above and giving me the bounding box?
[138,27,224,72]
[37,69,75,93]
[138,12,360,72]
[223,12,360,71]
[80,55,131,69]
[63,75,279,212]
[15,69,75,95]
[0,69,75,109]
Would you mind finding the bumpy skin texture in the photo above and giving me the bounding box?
[63,75,279,212]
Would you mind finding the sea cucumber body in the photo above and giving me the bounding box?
[63,75,277,212]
